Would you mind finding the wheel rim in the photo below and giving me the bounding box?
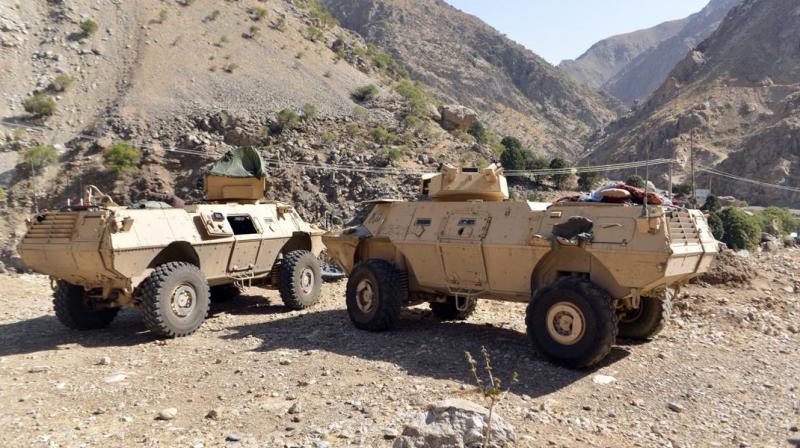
[299,267,315,295]
[355,278,377,314]
[170,283,197,318]
[546,302,586,345]
[620,304,644,323]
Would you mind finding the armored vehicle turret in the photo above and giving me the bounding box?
[18,148,324,338]
[323,164,718,368]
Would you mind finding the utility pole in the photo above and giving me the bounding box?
[690,130,696,206]
[668,161,673,202]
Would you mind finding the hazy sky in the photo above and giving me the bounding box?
[444,0,709,65]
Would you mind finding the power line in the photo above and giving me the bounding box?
[698,166,800,194]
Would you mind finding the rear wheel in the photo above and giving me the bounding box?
[139,262,210,338]
[430,296,477,321]
[526,277,617,369]
[53,281,119,330]
[346,259,403,331]
[617,291,673,340]
[278,250,322,310]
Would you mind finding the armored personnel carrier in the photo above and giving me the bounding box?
[18,148,324,338]
[323,164,718,368]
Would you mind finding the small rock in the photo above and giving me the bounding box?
[288,402,301,414]
[279,359,292,366]
[28,366,49,373]
[103,373,127,384]
[157,408,178,420]
[667,402,685,413]
[226,433,242,442]
[205,408,223,420]
[592,375,616,385]
[97,357,111,366]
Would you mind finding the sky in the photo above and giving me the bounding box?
[444,0,710,65]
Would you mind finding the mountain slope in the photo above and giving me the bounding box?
[559,18,687,90]
[561,0,740,105]
[320,0,622,157]
[586,0,800,207]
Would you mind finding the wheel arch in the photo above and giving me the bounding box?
[531,248,626,299]
[281,231,325,256]
[148,241,201,269]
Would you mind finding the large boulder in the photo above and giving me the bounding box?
[438,105,478,131]
[393,398,516,448]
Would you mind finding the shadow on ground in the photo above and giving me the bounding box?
[221,307,631,399]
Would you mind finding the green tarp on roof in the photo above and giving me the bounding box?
[206,147,266,178]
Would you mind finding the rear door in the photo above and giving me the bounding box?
[226,215,263,273]
[438,210,491,289]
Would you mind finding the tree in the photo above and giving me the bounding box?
[718,208,761,250]
[468,122,488,144]
[500,136,521,152]
[672,183,692,197]
[104,143,142,174]
[549,158,571,190]
[625,174,645,188]
[499,147,527,172]
[701,194,722,213]
[707,213,724,241]
[23,145,58,171]
[577,171,601,191]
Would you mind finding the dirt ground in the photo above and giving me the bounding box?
[1,251,799,447]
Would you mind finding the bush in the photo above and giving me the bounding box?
[468,122,488,144]
[104,143,142,174]
[754,206,798,236]
[578,171,601,191]
[248,25,261,37]
[345,123,359,136]
[320,131,335,144]
[23,93,57,117]
[370,127,396,144]
[23,145,58,170]
[49,75,75,92]
[302,103,318,120]
[249,7,268,20]
[394,80,429,116]
[303,0,339,28]
[701,194,722,213]
[718,208,761,250]
[673,183,692,197]
[0,187,6,205]
[501,136,522,152]
[707,213,724,241]
[304,25,324,42]
[500,147,527,171]
[353,84,379,102]
[206,10,221,22]
[276,109,300,133]
[549,158,571,190]
[625,174,645,188]
[80,19,99,36]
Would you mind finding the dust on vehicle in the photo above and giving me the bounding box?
[18,148,324,338]
[323,164,718,368]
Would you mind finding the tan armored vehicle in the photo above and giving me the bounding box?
[18,148,324,338]
[323,164,718,368]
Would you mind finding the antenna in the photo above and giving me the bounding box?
[643,142,651,218]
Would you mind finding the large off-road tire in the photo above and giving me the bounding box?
[526,276,618,369]
[139,262,210,338]
[617,290,673,340]
[53,281,119,330]
[430,296,477,321]
[210,284,241,303]
[346,259,403,331]
[278,250,322,310]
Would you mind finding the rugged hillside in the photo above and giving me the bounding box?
[561,0,740,105]
[586,0,800,207]
[320,0,622,157]
[0,0,504,259]
[559,18,687,91]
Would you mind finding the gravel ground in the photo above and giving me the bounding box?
[1,250,799,447]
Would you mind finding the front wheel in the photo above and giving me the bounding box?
[138,262,210,338]
[345,259,403,331]
[53,281,119,330]
[278,250,322,310]
[617,291,673,340]
[526,277,617,369]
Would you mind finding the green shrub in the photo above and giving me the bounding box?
[49,74,75,92]
[80,19,99,36]
[303,0,339,28]
[718,208,761,250]
[248,25,261,37]
[707,212,724,241]
[754,206,798,236]
[381,147,403,161]
[371,127,396,144]
[452,129,475,143]
[276,108,300,132]
[249,7,268,20]
[23,93,57,117]
[302,103,318,120]
[104,143,142,174]
[345,123,359,136]
[701,194,722,213]
[320,131,335,144]
[270,15,286,31]
[549,158,571,189]
[206,10,221,21]
[353,84,379,102]
[23,145,58,170]
[578,171,601,191]
[672,183,692,197]
[468,122,488,144]
[352,105,367,120]
[501,136,522,152]
[157,9,168,23]
[625,174,645,188]
[0,187,6,205]
[304,25,324,42]
[394,80,429,116]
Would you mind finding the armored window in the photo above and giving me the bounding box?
[227,215,259,235]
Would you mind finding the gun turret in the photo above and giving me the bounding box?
[422,164,509,202]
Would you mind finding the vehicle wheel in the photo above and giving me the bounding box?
[139,262,210,338]
[617,290,673,340]
[430,296,477,321]
[210,284,241,303]
[278,250,322,310]
[526,276,617,369]
[53,281,119,330]
[346,259,403,331]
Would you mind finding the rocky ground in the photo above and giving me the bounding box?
[1,250,799,447]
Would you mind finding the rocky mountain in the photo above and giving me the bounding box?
[561,0,741,105]
[586,0,800,207]
[320,0,622,157]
